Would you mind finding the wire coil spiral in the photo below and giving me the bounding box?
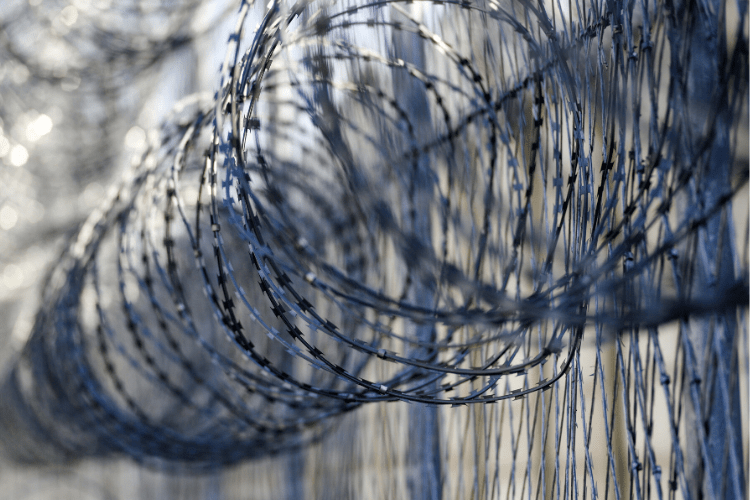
[0,0,747,495]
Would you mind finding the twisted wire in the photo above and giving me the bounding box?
[0,0,747,496]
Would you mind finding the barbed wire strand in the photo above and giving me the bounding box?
[0,0,747,498]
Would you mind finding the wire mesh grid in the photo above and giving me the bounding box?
[0,0,747,498]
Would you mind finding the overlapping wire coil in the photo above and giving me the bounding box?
[0,0,747,497]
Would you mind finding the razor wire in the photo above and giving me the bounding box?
[0,0,747,498]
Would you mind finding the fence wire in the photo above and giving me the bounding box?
[0,0,747,498]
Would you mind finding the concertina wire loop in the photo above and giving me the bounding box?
[0,0,746,475]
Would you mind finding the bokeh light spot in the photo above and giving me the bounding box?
[26,114,53,142]
[0,206,18,230]
[125,126,147,151]
[9,145,28,167]
[2,265,23,290]
[60,6,78,27]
